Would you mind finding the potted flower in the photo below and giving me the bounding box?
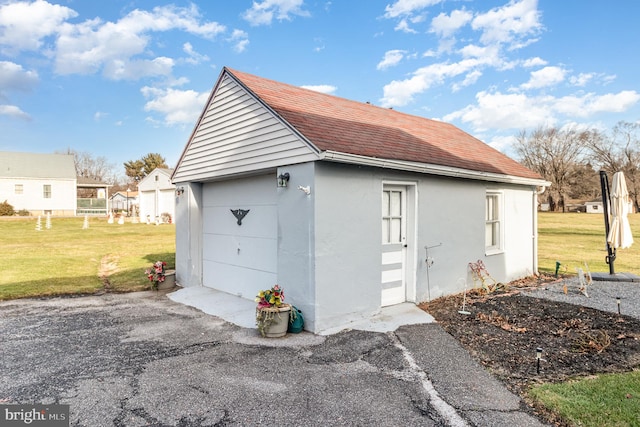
[145,261,175,290]
[255,284,292,337]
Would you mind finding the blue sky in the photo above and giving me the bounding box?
[1,0,639,176]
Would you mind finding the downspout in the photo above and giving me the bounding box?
[533,185,546,274]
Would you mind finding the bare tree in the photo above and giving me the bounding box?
[515,126,593,212]
[56,148,118,184]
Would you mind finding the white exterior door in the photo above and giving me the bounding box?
[381,186,407,306]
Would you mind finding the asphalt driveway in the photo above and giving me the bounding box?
[0,291,545,426]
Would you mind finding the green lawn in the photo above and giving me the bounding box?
[0,217,175,300]
[538,212,640,277]
[530,370,640,427]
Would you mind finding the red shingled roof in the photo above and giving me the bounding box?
[226,68,542,181]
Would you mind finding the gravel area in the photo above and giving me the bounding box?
[522,277,640,320]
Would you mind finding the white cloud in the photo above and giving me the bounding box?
[377,50,406,70]
[242,0,310,26]
[384,0,442,18]
[553,91,640,117]
[471,0,542,49]
[394,18,418,34]
[0,61,39,91]
[0,0,77,54]
[445,90,554,131]
[569,73,594,87]
[141,86,210,125]
[300,84,337,94]
[444,89,640,132]
[94,111,108,121]
[0,104,30,120]
[486,134,517,152]
[452,70,482,92]
[380,55,499,107]
[104,57,175,80]
[429,9,473,38]
[228,29,249,53]
[520,66,566,90]
[54,4,225,79]
[458,43,499,60]
[521,56,547,67]
[183,42,210,65]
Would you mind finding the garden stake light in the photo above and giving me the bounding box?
[617,297,621,315]
[457,278,471,315]
[536,347,543,374]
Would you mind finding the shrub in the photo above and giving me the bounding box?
[0,200,15,216]
[16,209,30,216]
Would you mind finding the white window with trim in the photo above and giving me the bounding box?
[485,192,503,253]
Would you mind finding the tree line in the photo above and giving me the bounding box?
[57,149,169,194]
[515,121,640,212]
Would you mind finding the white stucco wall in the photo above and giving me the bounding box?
[174,182,202,287]
[174,162,539,334]
[308,163,538,332]
[312,163,383,331]
[275,163,317,331]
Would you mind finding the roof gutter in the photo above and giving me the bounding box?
[321,150,550,187]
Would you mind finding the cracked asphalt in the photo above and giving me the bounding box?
[0,291,546,426]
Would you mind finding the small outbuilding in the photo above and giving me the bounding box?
[585,200,603,214]
[109,191,138,214]
[137,168,175,223]
[172,67,549,333]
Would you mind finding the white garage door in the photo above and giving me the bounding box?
[140,191,155,220]
[158,189,175,220]
[201,174,277,299]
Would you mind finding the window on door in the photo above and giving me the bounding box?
[382,189,403,244]
[485,192,502,253]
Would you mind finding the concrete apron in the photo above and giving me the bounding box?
[168,286,435,337]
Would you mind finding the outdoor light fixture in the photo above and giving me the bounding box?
[277,172,290,187]
[536,347,543,374]
[617,296,621,314]
[298,185,311,195]
[176,187,185,196]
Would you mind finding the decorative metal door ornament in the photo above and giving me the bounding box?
[230,209,250,225]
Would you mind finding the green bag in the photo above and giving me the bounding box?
[288,306,304,333]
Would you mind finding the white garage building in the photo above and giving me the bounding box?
[138,168,175,223]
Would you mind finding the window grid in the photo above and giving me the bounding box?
[485,193,501,250]
[382,190,403,244]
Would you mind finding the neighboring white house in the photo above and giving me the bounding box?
[0,151,77,216]
[138,168,175,222]
[585,200,603,214]
[171,67,549,333]
[110,191,139,213]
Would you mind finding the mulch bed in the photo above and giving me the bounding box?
[420,276,640,425]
